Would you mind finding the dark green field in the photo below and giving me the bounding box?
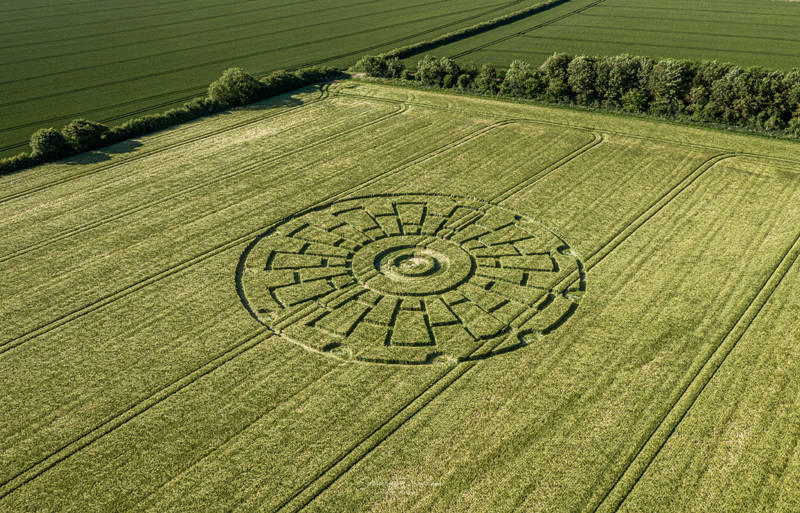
[4,0,799,159]
[414,0,800,72]
[0,0,530,158]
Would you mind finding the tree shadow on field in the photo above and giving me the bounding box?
[105,139,143,155]
[64,151,111,165]
[59,85,322,166]
[63,139,143,166]
[240,85,320,111]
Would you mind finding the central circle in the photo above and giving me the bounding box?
[352,235,474,296]
[381,248,441,279]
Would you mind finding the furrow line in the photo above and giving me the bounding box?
[588,216,800,513]
[270,127,603,510]
[0,329,271,499]
[0,117,508,357]
[449,0,608,60]
[514,153,734,329]
[0,102,407,264]
[494,131,603,203]
[0,86,330,204]
[276,281,552,512]
[273,362,475,513]
[335,91,800,167]
[0,2,521,109]
[130,358,348,511]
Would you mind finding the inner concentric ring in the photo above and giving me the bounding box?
[351,235,475,296]
[380,247,441,279]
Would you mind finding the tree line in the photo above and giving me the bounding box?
[357,53,800,137]
[0,67,343,175]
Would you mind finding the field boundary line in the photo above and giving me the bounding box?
[0,118,510,357]
[336,89,800,167]
[0,329,272,499]
[0,86,331,204]
[586,219,800,513]
[0,102,408,264]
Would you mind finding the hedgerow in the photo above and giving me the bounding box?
[359,52,800,139]
[0,66,342,176]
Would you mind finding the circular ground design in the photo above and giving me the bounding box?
[237,194,585,365]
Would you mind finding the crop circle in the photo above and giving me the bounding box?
[237,193,585,365]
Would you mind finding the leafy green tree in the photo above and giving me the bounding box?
[621,89,649,114]
[501,60,532,97]
[439,57,460,77]
[208,67,266,107]
[648,59,692,116]
[456,73,473,90]
[706,67,741,123]
[524,70,547,99]
[356,55,405,78]
[601,54,639,108]
[540,52,572,101]
[30,128,72,160]
[687,85,710,119]
[416,55,444,86]
[61,119,109,152]
[567,55,597,105]
[789,110,800,136]
[474,64,499,95]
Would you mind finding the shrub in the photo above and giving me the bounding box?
[0,152,39,176]
[355,55,404,78]
[3,65,339,175]
[401,69,414,81]
[261,70,302,96]
[30,128,72,160]
[61,119,110,152]
[386,0,567,60]
[456,73,472,90]
[208,67,267,107]
[442,74,455,89]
